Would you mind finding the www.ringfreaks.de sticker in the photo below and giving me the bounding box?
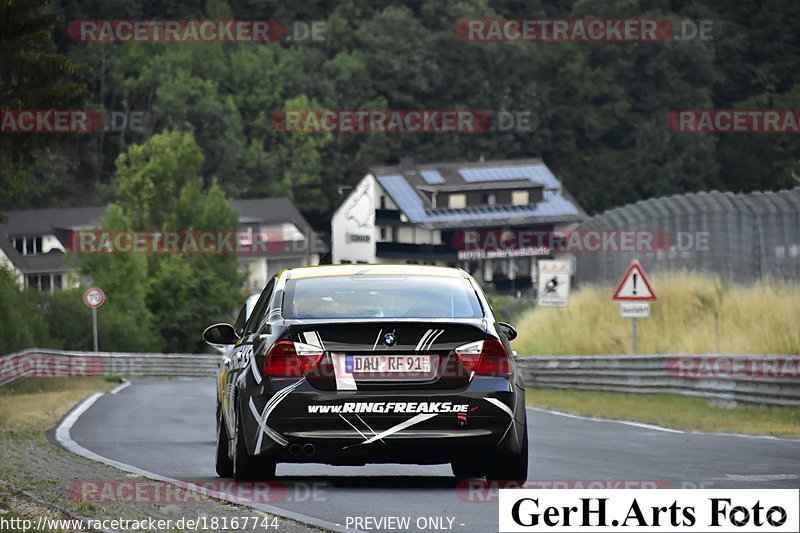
[307,402,470,414]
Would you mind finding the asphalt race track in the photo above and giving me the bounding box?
[63,378,800,533]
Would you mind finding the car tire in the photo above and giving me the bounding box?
[485,424,529,483]
[232,404,277,481]
[215,404,234,477]
[450,461,485,479]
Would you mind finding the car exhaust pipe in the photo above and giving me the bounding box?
[288,443,302,457]
[302,443,316,456]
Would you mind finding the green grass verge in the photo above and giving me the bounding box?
[0,377,114,432]
[0,378,116,525]
[526,388,800,438]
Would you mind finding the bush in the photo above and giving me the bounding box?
[35,288,164,352]
[0,267,52,353]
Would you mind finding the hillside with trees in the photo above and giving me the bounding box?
[10,0,800,223]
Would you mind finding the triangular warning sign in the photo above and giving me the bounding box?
[612,260,657,301]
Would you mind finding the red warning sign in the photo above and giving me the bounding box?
[612,260,657,301]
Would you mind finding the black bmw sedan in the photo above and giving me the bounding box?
[203,264,528,481]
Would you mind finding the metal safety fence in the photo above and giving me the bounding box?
[516,354,800,407]
[0,348,219,388]
[574,187,800,286]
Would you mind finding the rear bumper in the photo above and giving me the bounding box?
[242,376,526,465]
[269,427,524,466]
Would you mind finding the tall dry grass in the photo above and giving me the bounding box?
[512,273,800,355]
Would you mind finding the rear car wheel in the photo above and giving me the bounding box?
[485,424,528,482]
[451,461,485,479]
[233,404,276,481]
[215,404,233,477]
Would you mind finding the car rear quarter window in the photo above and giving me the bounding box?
[244,277,276,333]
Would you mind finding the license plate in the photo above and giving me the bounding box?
[346,355,432,374]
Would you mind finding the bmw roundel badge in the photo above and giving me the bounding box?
[384,333,396,346]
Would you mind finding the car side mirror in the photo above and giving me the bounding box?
[498,322,517,341]
[202,323,239,345]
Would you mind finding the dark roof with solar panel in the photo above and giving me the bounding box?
[369,158,586,229]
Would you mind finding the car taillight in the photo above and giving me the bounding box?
[264,341,324,376]
[455,339,511,375]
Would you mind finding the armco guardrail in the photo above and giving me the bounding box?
[516,354,800,407]
[3,349,799,407]
[0,348,219,387]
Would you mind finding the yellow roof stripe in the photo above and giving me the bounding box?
[286,264,465,280]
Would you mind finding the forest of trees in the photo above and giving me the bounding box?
[8,0,800,225]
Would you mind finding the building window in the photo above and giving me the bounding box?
[482,193,496,206]
[380,227,388,241]
[512,190,530,206]
[27,273,60,292]
[12,236,43,255]
[380,196,387,209]
[449,194,466,209]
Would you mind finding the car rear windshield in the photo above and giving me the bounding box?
[283,275,484,319]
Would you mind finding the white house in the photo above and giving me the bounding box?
[331,158,587,292]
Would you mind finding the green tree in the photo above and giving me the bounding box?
[84,130,244,352]
[18,0,800,219]
[77,204,162,351]
[33,287,162,352]
[0,0,87,214]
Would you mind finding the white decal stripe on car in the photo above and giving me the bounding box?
[371,329,383,351]
[263,378,305,421]
[355,413,384,443]
[414,329,434,351]
[485,397,518,443]
[249,349,262,384]
[338,414,368,440]
[331,353,357,390]
[355,413,437,446]
[313,331,325,349]
[301,331,318,346]
[249,397,288,447]
[251,379,305,449]
[424,329,444,351]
